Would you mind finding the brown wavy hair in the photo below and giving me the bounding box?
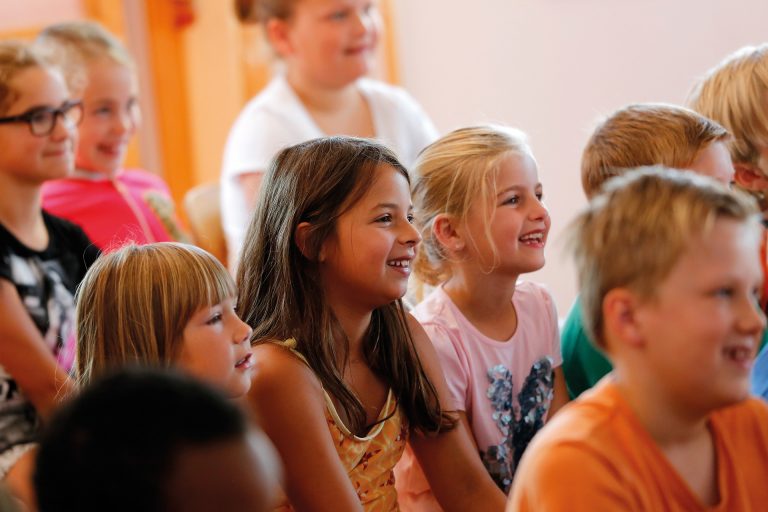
[236,136,456,435]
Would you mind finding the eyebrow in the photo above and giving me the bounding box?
[370,202,413,211]
[496,183,542,198]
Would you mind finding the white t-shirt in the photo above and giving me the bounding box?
[220,74,438,268]
[394,282,561,509]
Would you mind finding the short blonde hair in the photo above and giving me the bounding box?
[581,103,729,198]
[571,167,759,349]
[35,21,134,95]
[688,44,768,169]
[412,125,534,285]
[75,243,236,388]
[0,40,50,114]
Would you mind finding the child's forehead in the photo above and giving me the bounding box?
[493,152,539,185]
[6,66,68,111]
[351,163,410,207]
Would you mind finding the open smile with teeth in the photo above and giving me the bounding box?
[388,259,410,268]
[519,232,545,244]
[724,346,753,366]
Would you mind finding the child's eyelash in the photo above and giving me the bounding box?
[206,313,223,325]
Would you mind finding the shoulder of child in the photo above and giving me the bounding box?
[42,212,100,266]
[711,397,768,444]
[250,341,323,396]
[510,428,634,510]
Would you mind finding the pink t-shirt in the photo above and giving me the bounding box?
[42,169,185,251]
[394,281,561,510]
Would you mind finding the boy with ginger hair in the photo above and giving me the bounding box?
[509,169,768,511]
[562,103,734,398]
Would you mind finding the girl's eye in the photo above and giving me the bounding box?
[407,213,415,224]
[376,214,393,223]
[536,192,544,201]
[714,287,734,299]
[93,106,113,116]
[206,313,223,325]
[329,9,349,20]
[503,196,520,206]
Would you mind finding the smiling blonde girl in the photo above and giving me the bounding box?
[395,125,568,510]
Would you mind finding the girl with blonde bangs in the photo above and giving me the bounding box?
[237,136,506,511]
[75,242,254,398]
[396,125,568,508]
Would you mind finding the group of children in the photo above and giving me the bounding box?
[2,0,768,510]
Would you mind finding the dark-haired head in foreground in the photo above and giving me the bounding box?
[34,368,280,512]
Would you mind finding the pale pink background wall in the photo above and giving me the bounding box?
[392,0,768,316]
[0,0,83,31]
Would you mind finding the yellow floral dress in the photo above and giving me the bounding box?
[274,339,408,511]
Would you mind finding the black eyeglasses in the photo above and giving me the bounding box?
[0,100,84,137]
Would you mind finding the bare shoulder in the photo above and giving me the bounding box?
[248,341,324,411]
[251,341,321,389]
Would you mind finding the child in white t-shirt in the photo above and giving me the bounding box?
[395,125,569,510]
[221,0,437,268]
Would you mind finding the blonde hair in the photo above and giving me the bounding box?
[35,21,134,95]
[75,243,236,388]
[412,125,534,285]
[0,40,51,114]
[571,167,759,349]
[581,103,729,199]
[688,44,768,169]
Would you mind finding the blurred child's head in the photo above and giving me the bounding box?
[35,368,280,512]
[36,21,139,176]
[412,125,548,286]
[0,40,80,183]
[572,169,764,410]
[581,103,731,198]
[688,44,768,199]
[75,242,253,397]
[238,136,450,435]
[235,0,381,88]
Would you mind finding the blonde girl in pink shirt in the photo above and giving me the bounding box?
[395,125,569,510]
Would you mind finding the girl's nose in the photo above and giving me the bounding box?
[739,294,767,336]
[235,317,253,345]
[401,219,422,246]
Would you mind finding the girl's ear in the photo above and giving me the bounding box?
[602,288,645,352]
[433,214,464,254]
[266,18,293,58]
[294,222,314,260]
[734,162,768,191]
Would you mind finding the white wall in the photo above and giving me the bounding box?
[391,0,768,316]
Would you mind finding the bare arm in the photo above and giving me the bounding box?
[548,366,570,419]
[247,344,363,512]
[407,315,506,512]
[0,280,72,419]
[238,172,265,211]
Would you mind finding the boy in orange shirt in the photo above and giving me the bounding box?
[508,168,768,511]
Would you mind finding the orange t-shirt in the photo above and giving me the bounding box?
[508,379,768,511]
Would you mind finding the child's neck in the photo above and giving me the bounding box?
[0,175,47,249]
[613,371,719,506]
[286,70,360,114]
[443,268,519,341]
[613,369,711,444]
